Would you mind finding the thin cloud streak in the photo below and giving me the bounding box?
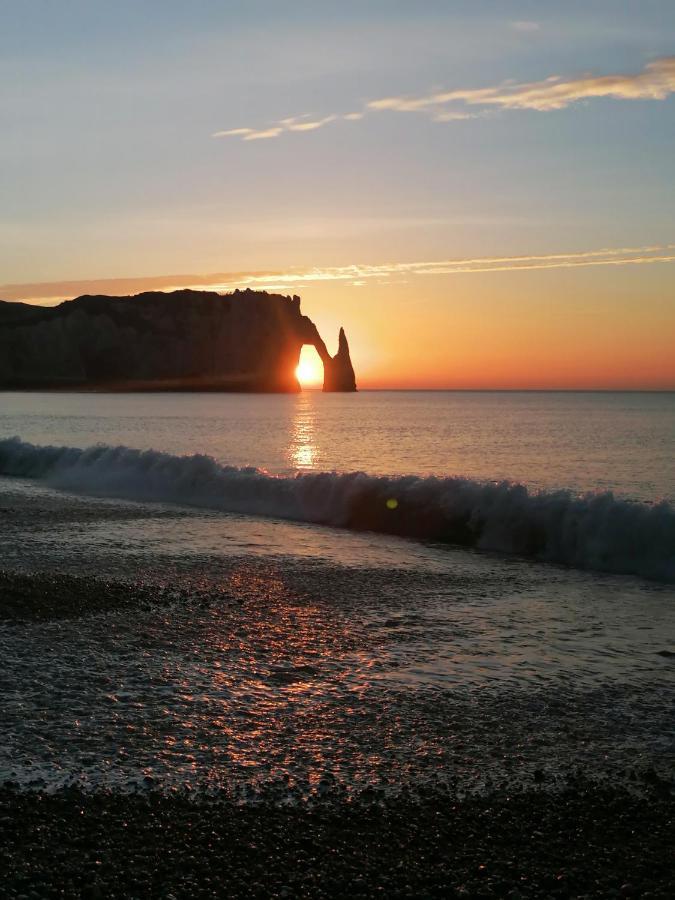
[4,245,674,303]
[281,114,337,132]
[204,247,675,289]
[0,271,277,303]
[369,56,675,114]
[213,112,351,142]
[212,56,675,141]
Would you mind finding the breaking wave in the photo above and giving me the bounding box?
[1,436,673,582]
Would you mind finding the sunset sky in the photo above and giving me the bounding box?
[2,1,674,388]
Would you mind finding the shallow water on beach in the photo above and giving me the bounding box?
[1,479,673,798]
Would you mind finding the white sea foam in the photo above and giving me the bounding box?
[1,436,673,581]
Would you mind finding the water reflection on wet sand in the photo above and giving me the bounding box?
[1,549,673,799]
[1,479,674,799]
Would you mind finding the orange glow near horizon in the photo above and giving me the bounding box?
[295,345,324,387]
[296,265,675,391]
[8,262,675,391]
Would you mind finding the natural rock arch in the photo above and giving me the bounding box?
[298,326,357,392]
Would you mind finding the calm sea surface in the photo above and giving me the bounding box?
[1,390,674,500]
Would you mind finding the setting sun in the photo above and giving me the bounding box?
[295,345,323,387]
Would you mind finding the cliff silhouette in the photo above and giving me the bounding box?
[0,289,356,393]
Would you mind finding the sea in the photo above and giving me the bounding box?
[1,390,674,798]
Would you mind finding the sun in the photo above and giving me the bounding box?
[295,345,323,387]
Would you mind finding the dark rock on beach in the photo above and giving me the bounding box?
[0,570,181,621]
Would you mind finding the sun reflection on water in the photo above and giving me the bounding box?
[289,393,317,471]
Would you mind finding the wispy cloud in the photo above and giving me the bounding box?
[213,56,675,141]
[204,245,675,289]
[5,244,674,304]
[244,127,284,141]
[213,112,351,142]
[280,114,337,132]
[212,125,284,141]
[368,56,675,114]
[212,128,254,138]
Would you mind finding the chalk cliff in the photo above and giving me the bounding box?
[0,289,357,393]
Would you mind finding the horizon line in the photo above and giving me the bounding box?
[2,387,673,395]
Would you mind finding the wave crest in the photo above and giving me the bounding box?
[1,437,673,582]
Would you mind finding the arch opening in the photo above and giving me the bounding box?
[295,344,324,389]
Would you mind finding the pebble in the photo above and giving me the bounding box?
[0,780,672,899]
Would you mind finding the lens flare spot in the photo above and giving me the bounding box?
[386,498,399,510]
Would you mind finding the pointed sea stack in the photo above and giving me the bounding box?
[322,327,357,392]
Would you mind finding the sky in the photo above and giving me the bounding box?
[1,0,674,389]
